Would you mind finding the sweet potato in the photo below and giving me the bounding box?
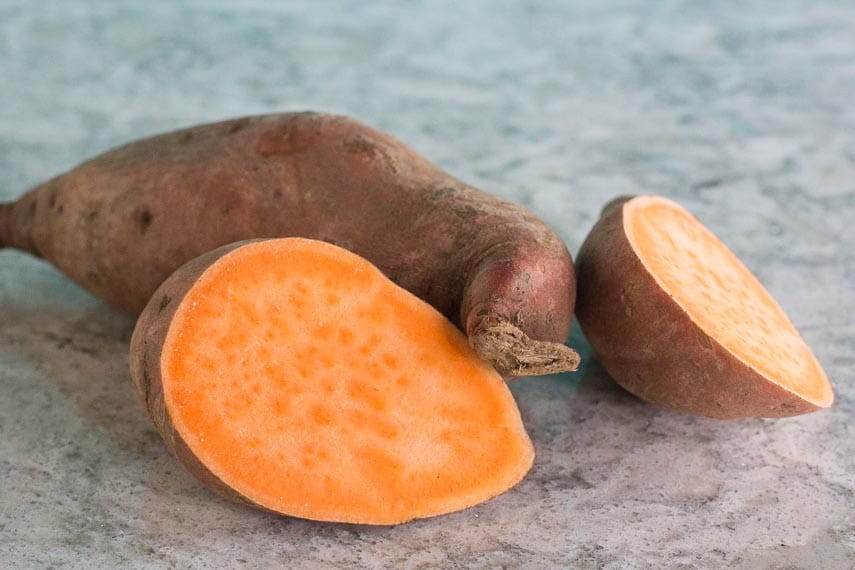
[575,195,833,419]
[129,238,534,524]
[0,112,577,376]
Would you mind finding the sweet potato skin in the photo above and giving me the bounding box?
[575,196,823,419]
[1,113,577,376]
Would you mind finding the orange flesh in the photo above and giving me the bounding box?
[625,196,832,407]
[161,238,534,524]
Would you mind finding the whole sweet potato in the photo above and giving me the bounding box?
[0,112,578,376]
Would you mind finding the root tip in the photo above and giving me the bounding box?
[469,318,580,378]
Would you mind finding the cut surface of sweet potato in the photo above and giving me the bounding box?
[156,238,533,524]
[625,196,832,409]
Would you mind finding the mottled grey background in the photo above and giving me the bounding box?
[1,1,853,568]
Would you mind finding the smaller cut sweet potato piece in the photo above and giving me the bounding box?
[130,238,534,524]
[576,195,833,419]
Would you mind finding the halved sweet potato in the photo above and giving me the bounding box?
[130,238,534,524]
[575,195,833,419]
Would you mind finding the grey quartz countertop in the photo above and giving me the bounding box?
[1,1,853,568]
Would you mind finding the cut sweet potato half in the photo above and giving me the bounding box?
[130,238,534,524]
[576,195,833,419]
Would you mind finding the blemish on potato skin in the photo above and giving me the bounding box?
[134,208,154,233]
[620,282,639,316]
[426,185,481,224]
[696,329,714,350]
[343,135,399,174]
[227,118,252,134]
[141,366,152,411]
[343,135,379,158]
[47,185,59,209]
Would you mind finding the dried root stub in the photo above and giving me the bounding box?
[130,238,534,524]
[575,195,833,419]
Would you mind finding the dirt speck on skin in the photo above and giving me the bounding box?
[343,135,399,174]
[158,295,172,312]
[134,208,153,234]
[47,184,59,208]
[141,366,152,411]
[343,135,379,158]
[620,282,638,317]
[227,118,252,134]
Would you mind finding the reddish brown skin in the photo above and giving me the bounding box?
[0,113,577,376]
[575,196,823,419]
[129,241,262,511]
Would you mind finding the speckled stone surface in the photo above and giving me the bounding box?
[1,1,853,568]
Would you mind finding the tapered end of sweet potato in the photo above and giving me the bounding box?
[576,195,833,419]
[131,238,535,524]
[0,203,11,249]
